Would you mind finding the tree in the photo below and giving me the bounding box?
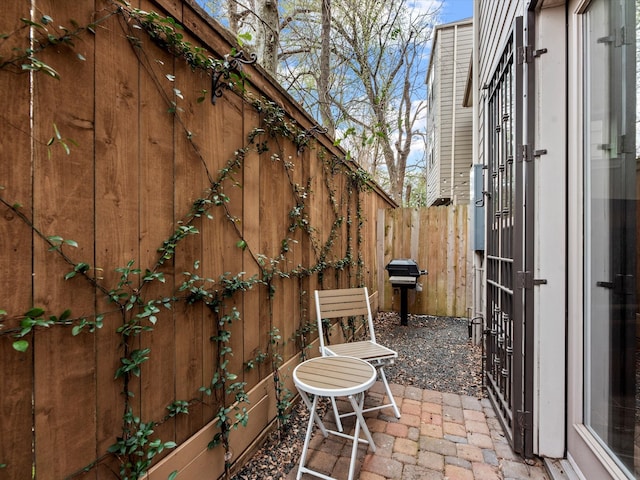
[200,0,437,204]
[282,0,436,202]
[252,0,280,74]
[201,0,280,75]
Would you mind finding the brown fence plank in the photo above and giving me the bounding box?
[435,207,449,315]
[30,1,98,478]
[0,2,36,478]
[138,0,178,454]
[173,66,207,443]
[198,63,223,426]
[218,92,248,414]
[242,104,263,390]
[93,3,142,468]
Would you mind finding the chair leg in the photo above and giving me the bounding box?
[378,366,401,418]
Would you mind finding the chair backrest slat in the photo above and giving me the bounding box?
[315,287,377,351]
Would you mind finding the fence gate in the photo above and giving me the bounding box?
[484,15,535,457]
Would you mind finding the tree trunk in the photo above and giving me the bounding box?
[318,0,334,137]
[256,0,279,75]
[226,0,242,34]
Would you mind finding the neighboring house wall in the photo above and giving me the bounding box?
[426,19,473,206]
[475,1,521,173]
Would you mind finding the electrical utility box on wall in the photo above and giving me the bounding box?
[471,164,485,251]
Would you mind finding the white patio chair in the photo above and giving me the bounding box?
[315,287,401,430]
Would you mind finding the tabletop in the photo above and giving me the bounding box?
[293,356,377,397]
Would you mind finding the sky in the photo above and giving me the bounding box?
[439,0,474,23]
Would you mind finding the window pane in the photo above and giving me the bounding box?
[583,0,639,476]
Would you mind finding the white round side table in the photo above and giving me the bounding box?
[293,355,377,480]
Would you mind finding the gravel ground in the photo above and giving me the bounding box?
[374,312,484,397]
[230,312,484,479]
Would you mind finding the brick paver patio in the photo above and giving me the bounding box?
[287,381,550,480]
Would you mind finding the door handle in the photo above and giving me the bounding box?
[596,275,635,294]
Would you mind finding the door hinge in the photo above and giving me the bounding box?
[597,27,625,47]
[517,46,548,64]
[517,144,527,163]
[516,271,547,289]
[516,409,532,438]
[619,134,634,154]
[517,145,546,162]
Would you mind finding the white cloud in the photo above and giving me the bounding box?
[407,0,443,16]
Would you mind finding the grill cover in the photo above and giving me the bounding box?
[385,259,424,278]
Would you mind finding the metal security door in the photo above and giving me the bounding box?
[484,16,534,456]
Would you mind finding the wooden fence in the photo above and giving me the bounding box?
[378,206,471,318]
[0,1,395,479]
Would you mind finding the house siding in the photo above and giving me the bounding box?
[426,19,473,206]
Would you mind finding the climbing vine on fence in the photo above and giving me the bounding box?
[0,2,375,478]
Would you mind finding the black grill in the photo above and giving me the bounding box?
[385,259,426,286]
[385,259,427,325]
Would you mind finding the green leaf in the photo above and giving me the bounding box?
[107,443,122,454]
[168,471,178,480]
[12,340,29,352]
[64,239,78,248]
[20,18,43,28]
[237,32,252,47]
[75,262,90,273]
[25,307,44,318]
